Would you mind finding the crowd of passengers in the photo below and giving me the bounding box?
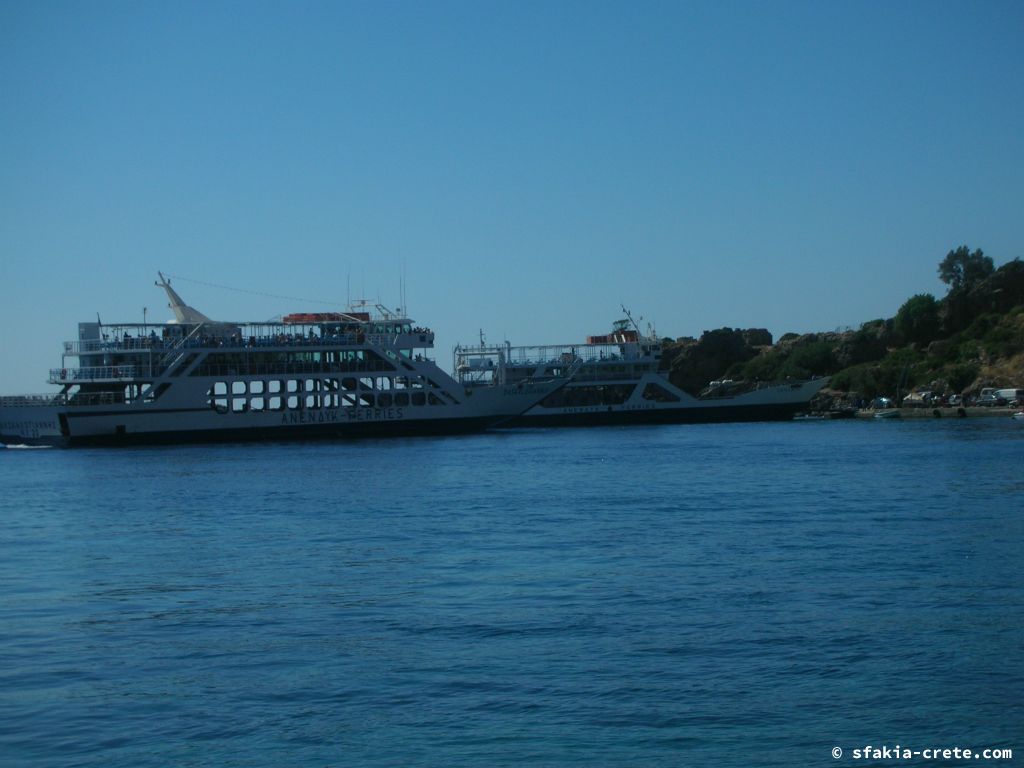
[105,325,433,350]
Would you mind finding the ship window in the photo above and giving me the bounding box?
[287,395,299,409]
[251,397,265,412]
[287,379,299,393]
[428,392,445,406]
[213,397,228,413]
[269,396,283,411]
[268,380,282,394]
[376,377,391,390]
[304,378,317,392]
[395,392,409,407]
[305,395,320,409]
[411,392,426,406]
[325,393,339,408]
[342,378,357,391]
[359,377,374,390]
[232,381,246,395]
[642,383,680,402]
[342,393,358,406]
[359,393,375,407]
[378,393,392,408]
[213,382,228,396]
[324,378,339,391]
[250,381,265,395]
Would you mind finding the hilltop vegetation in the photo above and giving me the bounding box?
[661,246,1024,402]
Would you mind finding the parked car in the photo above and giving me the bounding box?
[995,388,1023,406]
[977,393,1007,407]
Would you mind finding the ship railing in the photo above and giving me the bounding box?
[190,360,398,378]
[64,337,167,355]
[61,326,436,356]
[165,332,371,351]
[66,392,127,407]
[503,344,651,366]
[0,393,66,407]
[49,366,139,383]
[2,391,132,407]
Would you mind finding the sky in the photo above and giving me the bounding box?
[1,0,1022,394]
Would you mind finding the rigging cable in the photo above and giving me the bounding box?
[163,273,345,308]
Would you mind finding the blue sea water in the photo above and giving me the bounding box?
[1,419,1022,767]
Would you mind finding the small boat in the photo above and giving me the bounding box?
[1013,412,1024,421]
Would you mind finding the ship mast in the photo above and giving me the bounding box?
[156,272,214,324]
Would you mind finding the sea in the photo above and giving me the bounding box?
[1,418,1021,767]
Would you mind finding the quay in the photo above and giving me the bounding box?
[855,407,1020,419]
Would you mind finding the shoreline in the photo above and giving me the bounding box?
[854,406,1020,419]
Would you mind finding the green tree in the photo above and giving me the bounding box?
[894,293,939,345]
[938,245,994,291]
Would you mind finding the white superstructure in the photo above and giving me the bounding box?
[0,275,564,446]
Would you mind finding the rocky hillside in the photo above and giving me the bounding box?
[661,249,1024,403]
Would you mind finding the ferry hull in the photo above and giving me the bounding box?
[1,383,561,448]
[506,378,828,429]
[0,404,65,447]
[507,401,808,428]
[62,415,499,446]
[2,410,506,447]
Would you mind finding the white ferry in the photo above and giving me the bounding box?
[0,275,565,446]
[455,315,828,427]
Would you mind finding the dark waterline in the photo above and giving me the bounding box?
[1,419,1022,766]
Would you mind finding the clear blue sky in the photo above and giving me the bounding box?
[2,0,1022,393]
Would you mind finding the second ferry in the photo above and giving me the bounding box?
[455,313,827,427]
[0,275,565,446]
